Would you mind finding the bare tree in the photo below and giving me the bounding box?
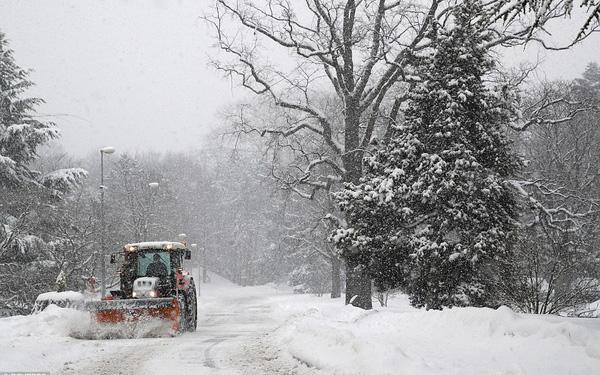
[496,0,600,43]
[45,188,98,290]
[506,78,600,314]
[282,188,343,298]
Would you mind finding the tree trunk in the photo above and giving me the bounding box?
[344,255,372,309]
[331,256,341,299]
[341,105,372,309]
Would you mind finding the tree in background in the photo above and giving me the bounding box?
[507,64,600,314]
[280,189,343,297]
[104,154,170,245]
[93,142,299,288]
[574,62,600,101]
[334,1,520,309]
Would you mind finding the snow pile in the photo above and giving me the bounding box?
[570,299,600,318]
[588,300,600,317]
[35,290,85,302]
[0,304,91,338]
[268,296,600,375]
[0,305,102,374]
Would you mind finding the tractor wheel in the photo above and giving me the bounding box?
[185,280,197,332]
[175,294,187,335]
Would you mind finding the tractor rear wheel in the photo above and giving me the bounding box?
[185,280,197,332]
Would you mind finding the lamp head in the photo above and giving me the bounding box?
[100,146,116,154]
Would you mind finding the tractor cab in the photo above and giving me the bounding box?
[110,241,191,299]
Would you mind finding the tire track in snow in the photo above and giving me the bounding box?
[60,295,279,374]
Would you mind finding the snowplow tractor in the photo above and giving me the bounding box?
[86,241,197,337]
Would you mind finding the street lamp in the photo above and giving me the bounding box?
[99,146,116,298]
[200,245,208,283]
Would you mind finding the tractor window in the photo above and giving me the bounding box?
[172,252,182,269]
[138,251,171,277]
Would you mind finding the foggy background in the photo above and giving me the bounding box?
[0,0,598,156]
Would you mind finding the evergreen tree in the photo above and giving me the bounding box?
[333,0,519,309]
[1,30,60,260]
[573,62,600,103]
[0,32,58,185]
[0,31,86,314]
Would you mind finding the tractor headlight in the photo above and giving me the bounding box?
[133,277,159,298]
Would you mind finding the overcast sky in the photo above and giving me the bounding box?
[0,0,598,156]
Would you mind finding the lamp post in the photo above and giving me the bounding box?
[202,246,209,283]
[99,146,115,298]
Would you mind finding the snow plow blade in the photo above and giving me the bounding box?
[85,298,181,337]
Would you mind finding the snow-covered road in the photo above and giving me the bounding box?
[62,293,275,374]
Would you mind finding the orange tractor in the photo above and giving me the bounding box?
[86,241,197,336]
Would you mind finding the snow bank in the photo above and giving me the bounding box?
[0,304,91,337]
[588,299,600,317]
[35,290,85,302]
[0,305,95,373]
[570,299,600,318]
[268,296,600,375]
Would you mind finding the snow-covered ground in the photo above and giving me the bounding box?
[262,294,600,375]
[1,274,599,375]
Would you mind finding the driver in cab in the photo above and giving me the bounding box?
[146,253,168,277]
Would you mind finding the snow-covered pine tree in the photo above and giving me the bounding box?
[0,32,58,185]
[573,62,600,102]
[0,31,86,314]
[333,0,520,310]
